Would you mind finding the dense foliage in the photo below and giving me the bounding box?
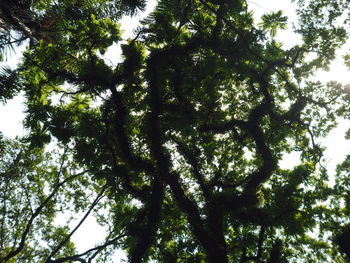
[2,0,350,262]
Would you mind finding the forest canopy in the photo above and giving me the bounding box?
[1,0,350,262]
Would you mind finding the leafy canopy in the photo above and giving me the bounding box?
[1,0,350,262]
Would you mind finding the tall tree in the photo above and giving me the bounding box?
[2,0,350,262]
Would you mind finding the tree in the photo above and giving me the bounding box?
[1,0,350,262]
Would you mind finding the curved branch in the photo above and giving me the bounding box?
[47,232,126,263]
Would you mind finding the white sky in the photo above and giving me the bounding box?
[1,0,350,262]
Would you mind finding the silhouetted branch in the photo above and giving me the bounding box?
[46,184,108,262]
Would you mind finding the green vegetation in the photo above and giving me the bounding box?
[1,0,350,262]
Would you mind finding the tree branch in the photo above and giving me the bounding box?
[146,53,229,263]
[2,170,90,262]
[46,184,107,262]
